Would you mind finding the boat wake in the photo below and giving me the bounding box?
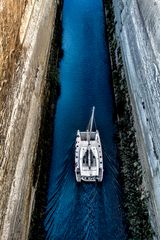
[45,142,127,240]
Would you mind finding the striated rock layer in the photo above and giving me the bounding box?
[113,0,160,238]
[0,0,59,239]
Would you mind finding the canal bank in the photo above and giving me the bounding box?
[29,1,63,239]
[0,0,60,239]
[104,0,154,239]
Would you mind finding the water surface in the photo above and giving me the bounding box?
[45,1,127,239]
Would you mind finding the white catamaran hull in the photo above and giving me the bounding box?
[75,107,103,182]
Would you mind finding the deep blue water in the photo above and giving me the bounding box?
[45,0,127,239]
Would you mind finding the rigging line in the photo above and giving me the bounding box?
[86,106,95,131]
[87,117,90,131]
[87,115,97,131]
[93,117,97,130]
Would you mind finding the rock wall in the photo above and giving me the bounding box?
[0,0,27,82]
[112,0,160,238]
[0,0,59,239]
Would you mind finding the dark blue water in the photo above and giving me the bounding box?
[45,0,127,239]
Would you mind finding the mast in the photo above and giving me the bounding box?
[89,106,95,134]
[87,106,95,143]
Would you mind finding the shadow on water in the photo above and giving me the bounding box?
[45,0,128,239]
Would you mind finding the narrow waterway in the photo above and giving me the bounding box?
[45,0,127,239]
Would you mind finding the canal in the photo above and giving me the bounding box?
[45,0,127,239]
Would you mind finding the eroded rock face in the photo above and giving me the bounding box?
[0,0,59,239]
[113,0,160,237]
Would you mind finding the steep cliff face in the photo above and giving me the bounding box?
[0,0,59,239]
[112,0,160,237]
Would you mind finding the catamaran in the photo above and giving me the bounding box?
[75,107,103,182]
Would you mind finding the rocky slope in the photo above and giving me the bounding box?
[112,0,160,238]
[0,0,59,239]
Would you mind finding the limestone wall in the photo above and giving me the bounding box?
[0,0,59,239]
[0,0,27,81]
[112,0,160,238]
